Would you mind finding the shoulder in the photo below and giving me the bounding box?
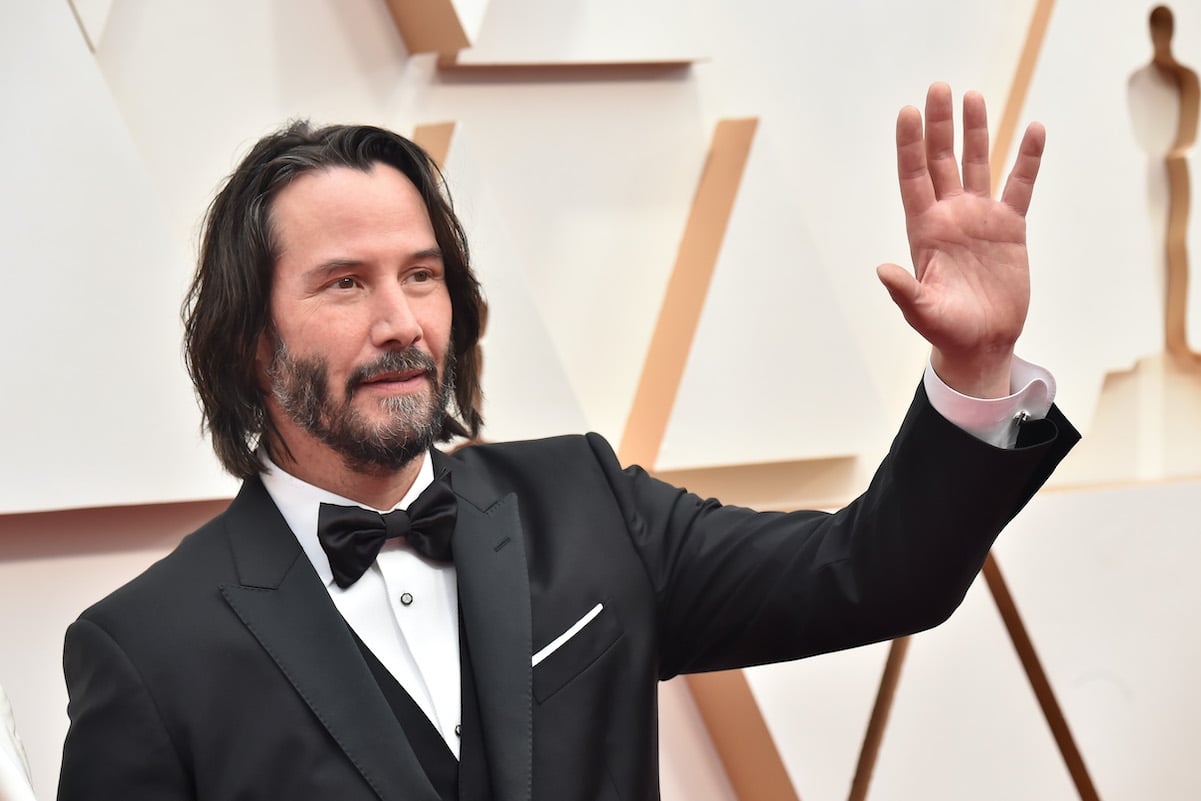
[440,433,625,482]
[434,434,651,520]
[446,432,616,461]
[75,500,241,630]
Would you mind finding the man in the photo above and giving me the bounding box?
[58,84,1077,800]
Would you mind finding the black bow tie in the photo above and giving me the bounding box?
[317,474,457,589]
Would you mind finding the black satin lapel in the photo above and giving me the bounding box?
[220,481,440,801]
[453,494,533,801]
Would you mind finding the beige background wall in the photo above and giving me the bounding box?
[1,0,1198,798]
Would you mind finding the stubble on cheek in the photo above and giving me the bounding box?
[265,338,454,473]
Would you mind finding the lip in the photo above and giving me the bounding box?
[356,369,430,393]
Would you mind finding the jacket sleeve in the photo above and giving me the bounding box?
[58,618,193,801]
[588,383,1079,679]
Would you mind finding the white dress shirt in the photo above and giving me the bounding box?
[258,358,1056,760]
[923,355,1055,448]
[261,453,462,757]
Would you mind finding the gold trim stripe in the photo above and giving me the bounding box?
[618,118,758,469]
[412,121,457,167]
[847,636,909,801]
[384,0,470,55]
[686,670,802,801]
[983,556,1101,801]
[991,0,1057,182]
[615,117,799,801]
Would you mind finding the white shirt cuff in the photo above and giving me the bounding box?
[923,355,1056,449]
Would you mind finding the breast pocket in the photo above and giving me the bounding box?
[532,601,623,703]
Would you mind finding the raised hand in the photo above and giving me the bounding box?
[876,83,1045,398]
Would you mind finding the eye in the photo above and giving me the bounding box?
[333,276,357,290]
[402,265,443,294]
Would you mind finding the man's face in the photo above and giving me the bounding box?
[261,163,454,474]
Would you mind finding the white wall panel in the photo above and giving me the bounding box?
[659,126,886,469]
[440,125,590,442]
[0,0,234,512]
[67,0,114,50]
[397,72,708,440]
[452,0,492,44]
[746,642,890,800]
[872,575,1079,799]
[687,0,1041,422]
[461,0,707,62]
[92,0,410,257]
[996,480,1201,800]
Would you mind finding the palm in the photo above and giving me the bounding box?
[905,193,1030,351]
[877,83,1045,397]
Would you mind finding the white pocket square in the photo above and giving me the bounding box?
[532,603,604,667]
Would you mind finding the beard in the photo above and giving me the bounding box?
[266,339,455,474]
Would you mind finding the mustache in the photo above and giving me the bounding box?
[346,349,438,394]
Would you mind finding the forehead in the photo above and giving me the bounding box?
[270,163,436,254]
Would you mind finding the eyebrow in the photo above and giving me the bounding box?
[412,248,444,262]
[303,248,445,283]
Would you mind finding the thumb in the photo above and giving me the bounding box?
[876,262,920,316]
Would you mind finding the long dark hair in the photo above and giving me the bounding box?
[183,121,484,478]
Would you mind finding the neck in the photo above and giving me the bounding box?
[266,431,425,510]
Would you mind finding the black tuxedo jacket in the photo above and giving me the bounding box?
[58,387,1077,801]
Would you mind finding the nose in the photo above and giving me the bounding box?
[369,282,422,349]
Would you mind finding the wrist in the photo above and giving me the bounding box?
[930,347,1015,399]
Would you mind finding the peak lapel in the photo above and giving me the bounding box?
[219,478,440,801]
[436,452,534,801]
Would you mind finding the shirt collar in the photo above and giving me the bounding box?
[259,452,436,587]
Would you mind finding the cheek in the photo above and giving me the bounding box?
[425,293,455,362]
[286,311,364,358]
[255,340,280,394]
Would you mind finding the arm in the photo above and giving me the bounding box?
[599,88,1074,678]
[58,618,193,801]
[877,83,1046,400]
[592,385,1077,680]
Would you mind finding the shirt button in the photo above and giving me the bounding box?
[455,724,462,737]
[400,592,414,606]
